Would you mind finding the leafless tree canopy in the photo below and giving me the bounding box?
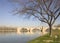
[11,0,60,35]
[12,0,60,25]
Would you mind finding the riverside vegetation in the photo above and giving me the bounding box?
[28,29,60,43]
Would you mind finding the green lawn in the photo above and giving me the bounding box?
[28,29,60,43]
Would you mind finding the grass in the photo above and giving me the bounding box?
[28,29,60,43]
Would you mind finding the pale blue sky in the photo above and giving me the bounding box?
[0,0,41,27]
[0,0,60,27]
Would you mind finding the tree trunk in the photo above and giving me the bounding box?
[49,24,52,37]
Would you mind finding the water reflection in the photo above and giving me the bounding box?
[0,32,40,43]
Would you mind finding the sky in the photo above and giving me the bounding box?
[0,0,60,27]
[0,0,41,27]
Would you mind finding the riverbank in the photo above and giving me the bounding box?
[28,29,60,43]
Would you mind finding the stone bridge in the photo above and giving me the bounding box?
[17,27,48,35]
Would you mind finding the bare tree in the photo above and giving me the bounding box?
[11,0,60,36]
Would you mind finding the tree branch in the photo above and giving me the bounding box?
[52,12,60,25]
[54,7,60,14]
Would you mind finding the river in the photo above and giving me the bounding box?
[0,33,41,43]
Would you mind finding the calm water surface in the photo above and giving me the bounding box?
[0,33,41,43]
